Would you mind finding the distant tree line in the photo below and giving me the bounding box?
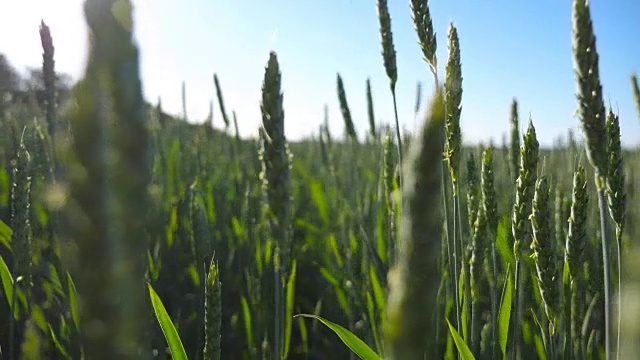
[0,53,72,112]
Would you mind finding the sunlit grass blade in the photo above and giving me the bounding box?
[147,283,189,360]
[48,323,70,358]
[282,260,297,359]
[240,296,255,353]
[446,318,476,360]
[365,291,383,355]
[0,219,12,250]
[529,309,550,356]
[581,294,599,357]
[66,272,80,331]
[369,264,386,316]
[0,255,13,306]
[495,216,514,270]
[498,268,513,358]
[295,314,382,360]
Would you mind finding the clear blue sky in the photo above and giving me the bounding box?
[1,0,639,146]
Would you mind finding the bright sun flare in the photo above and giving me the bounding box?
[0,0,86,76]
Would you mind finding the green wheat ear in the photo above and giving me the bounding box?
[414,81,422,116]
[466,154,479,236]
[572,0,607,184]
[565,166,588,359]
[214,73,230,128]
[60,0,150,357]
[512,119,539,254]
[377,0,397,89]
[509,98,520,184]
[480,145,499,358]
[260,51,292,264]
[366,78,377,139]
[605,110,625,239]
[572,1,613,356]
[481,147,497,233]
[336,74,357,142]
[509,118,539,359]
[38,21,57,150]
[204,256,222,360]
[385,85,445,360]
[410,0,437,76]
[631,73,640,121]
[259,51,292,360]
[444,23,463,193]
[605,109,625,358]
[377,0,404,183]
[383,129,398,263]
[530,176,557,325]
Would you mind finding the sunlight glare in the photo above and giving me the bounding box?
[0,0,87,78]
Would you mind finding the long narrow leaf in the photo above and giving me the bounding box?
[0,219,11,250]
[148,283,188,360]
[446,318,476,360]
[48,323,70,358]
[498,268,513,358]
[0,255,13,309]
[283,260,297,358]
[295,314,382,360]
[240,296,255,351]
[66,272,80,331]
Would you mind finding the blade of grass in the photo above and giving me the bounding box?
[0,255,13,309]
[282,260,297,359]
[147,283,188,360]
[498,268,513,359]
[446,318,476,360]
[295,314,382,360]
[66,272,80,331]
[0,219,12,250]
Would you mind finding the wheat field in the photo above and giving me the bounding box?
[1,0,640,359]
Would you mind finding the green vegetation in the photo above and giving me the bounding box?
[1,0,639,359]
